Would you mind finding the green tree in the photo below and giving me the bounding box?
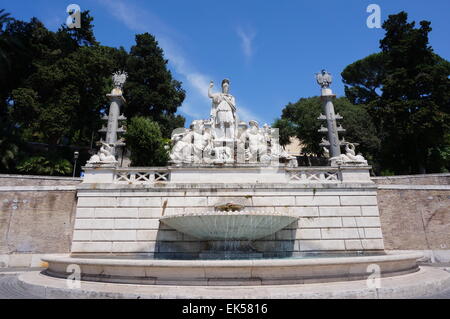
[124,33,186,138]
[125,117,169,167]
[272,118,295,147]
[0,12,120,176]
[0,11,29,117]
[0,9,14,77]
[342,53,385,105]
[342,12,450,174]
[16,156,72,176]
[0,12,187,175]
[0,117,21,172]
[4,13,122,148]
[273,97,381,170]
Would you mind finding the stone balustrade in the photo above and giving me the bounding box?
[114,168,170,185]
[113,166,343,185]
[286,167,341,183]
[83,165,373,185]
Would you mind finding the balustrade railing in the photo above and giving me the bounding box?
[286,168,341,183]
[113,167,341,184]
[114,168,170,184]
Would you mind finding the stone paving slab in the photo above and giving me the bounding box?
[0,276,43,299]
[0,268,43,277]
[15,266,450,299]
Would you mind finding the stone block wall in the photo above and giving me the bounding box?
[0,174,81,186]
[373,173,450,186]
[0,173,449,266]
[71,186,384,257]
[376,188,450,251]
[373,176,450,262]
[0,175,79,267]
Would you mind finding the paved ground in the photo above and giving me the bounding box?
[0,267,449,299]
[422,264,450,298]
[426,287,450,299]
[0,275,43,299]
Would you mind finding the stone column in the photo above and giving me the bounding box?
[96,71,128,161]
[105,96,121,146]
[316,70,345,159]
[320,91,341,158]
[105,95,126,152]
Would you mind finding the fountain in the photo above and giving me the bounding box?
[161,206,298,259]
[40,72,422,287]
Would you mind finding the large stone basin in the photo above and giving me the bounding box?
[160,211,298,241]
[42,252,423,286]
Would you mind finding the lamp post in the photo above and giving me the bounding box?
[73,151,79,178]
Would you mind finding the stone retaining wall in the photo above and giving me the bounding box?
[0,175,79,267]
[0,173,449,266]
[373,173,450,185]
[71,185,384,258]
[373,174,450,262]
[375,188,450,251]
[0,174,81,186]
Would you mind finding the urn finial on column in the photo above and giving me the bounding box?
[111,71,128,96]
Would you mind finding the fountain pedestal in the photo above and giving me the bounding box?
[160,211,298,259]
[42,252,423,286]
[71,164,384,258]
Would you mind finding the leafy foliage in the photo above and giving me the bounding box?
[273,97,381,171]
[124,33,186,138]
[0,9,16,77]
[0,118,20,172]
[0,11,186,175]
[342,53,385,105]
[124,117,169,167]
[16,155,72,176]
[342,12,450,174]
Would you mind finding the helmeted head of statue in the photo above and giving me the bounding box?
[222,79,230,94]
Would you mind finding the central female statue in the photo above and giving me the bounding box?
[208,79,237,140]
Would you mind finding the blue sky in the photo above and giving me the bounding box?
[3,0,450,126]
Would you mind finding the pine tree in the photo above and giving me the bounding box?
[342,12,450,174]
[124,33,185,138]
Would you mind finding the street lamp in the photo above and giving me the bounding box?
[73,151,79,178]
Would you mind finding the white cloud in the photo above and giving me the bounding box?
[236,27,256,59]
[97,0,213,121]
[237,104,261,124]
[177,101,201,119]
[97,0,261,125]
[97,0,174,35]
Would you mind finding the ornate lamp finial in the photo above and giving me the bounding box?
[315,69,333,89]
[111,71,128,95]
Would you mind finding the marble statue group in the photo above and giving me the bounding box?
[169,79,297,166]
[87,70,367,168]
